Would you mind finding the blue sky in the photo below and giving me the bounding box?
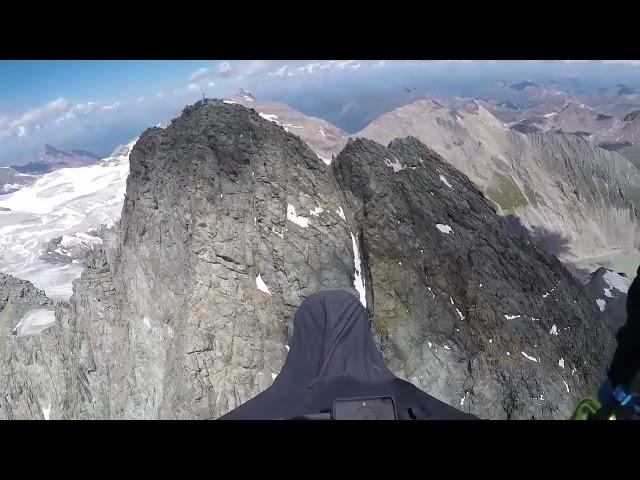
[2,60,640,165]
[0,61,210,111]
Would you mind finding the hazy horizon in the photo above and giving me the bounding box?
[3,60,640,165]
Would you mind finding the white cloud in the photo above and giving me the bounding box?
[240,60,273,76]
[56,101,114,124]
[338,60,362,70]
[101,101,121,112]
[603,60,640,66]
[75,102,96,114]
[186,60,368,85]
[218,62,232,76]
[270,65,289,76]
[1,97,74,138]
[189,67,209,81]
[9,97,71,129]
[195,60,290,82]
[187,83,200,91]
[156,93,163,98]
[208,81,215,87]
[137,96,145,102]
[298,62,321,75]
[284,60,365,77]
[0,97,125,140]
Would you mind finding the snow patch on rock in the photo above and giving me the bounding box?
[351,232,367,308]
[603,270,631,294]
[439,174,454,189]
[309,206,324,217]
[256,274,272,295]
[521,351,539,362]
[42,403,51,420]
[383,157,406,173]
[436,224,453,234]
[12,309,56,336]
[287,204,309,228]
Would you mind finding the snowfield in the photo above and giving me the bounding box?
[12,309,56,336]
[0,139,136,299]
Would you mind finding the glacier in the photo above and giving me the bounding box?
[0,139,136,299]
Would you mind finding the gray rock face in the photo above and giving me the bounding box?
[4,100,616,420]
[334,136,614,419]
[56,99,359,419]
[0,274,60,419]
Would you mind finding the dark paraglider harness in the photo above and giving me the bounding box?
[285,396,439,420]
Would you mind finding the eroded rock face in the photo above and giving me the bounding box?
[334,136,614,419]
[5,101,616,420]
[0,274,57,419]
[58,99,360,419]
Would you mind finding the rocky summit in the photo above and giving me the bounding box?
[2,100,617,419]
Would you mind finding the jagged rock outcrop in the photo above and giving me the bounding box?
[334,136,614,419]
[56,99,360,419]
[5,100,616,420]
[0,274,60,419]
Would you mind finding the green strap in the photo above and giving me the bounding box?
[570,396,617,420]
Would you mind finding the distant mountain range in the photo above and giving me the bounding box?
[0,144,101,196]
[11,144,100,174]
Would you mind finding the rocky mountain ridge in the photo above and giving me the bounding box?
[357,98,640,268]
[1,100,615,419]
